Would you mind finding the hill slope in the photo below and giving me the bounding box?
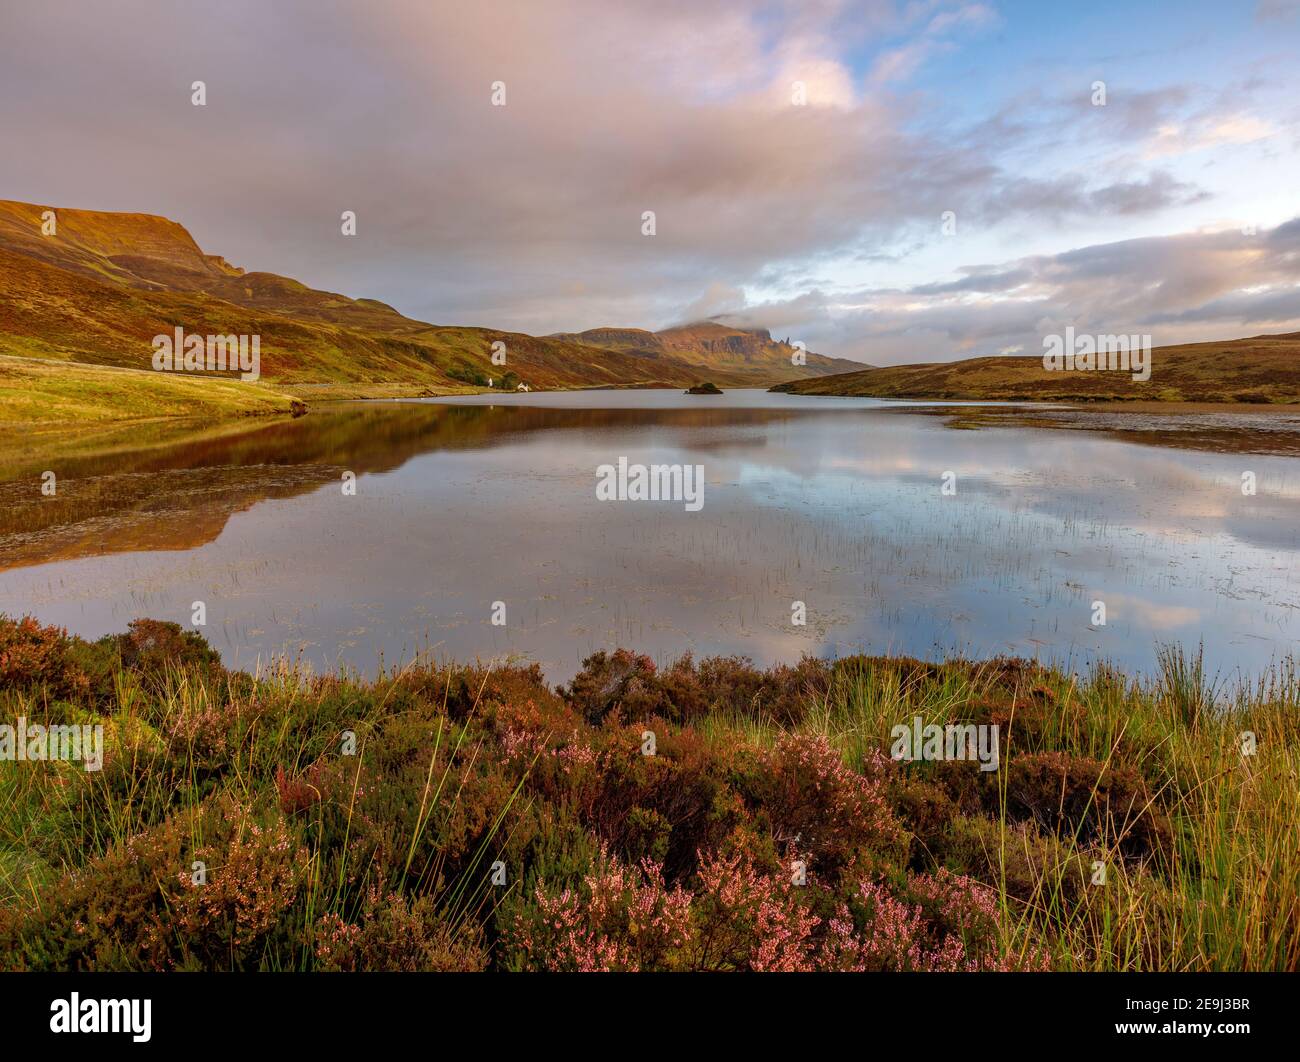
[0,354,303,432]
[772,333,1300,404]
[0,199,862,402]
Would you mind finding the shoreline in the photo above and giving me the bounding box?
[8,379,1300,472]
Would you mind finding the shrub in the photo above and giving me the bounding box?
[314,889,487,971]
[687,844,821,971]
[936,814,1089,906]
[0,616,89,701]
[0,797,305,971]
[817,871,1018,971]
[561,650,831,727]
[1000,751,1173,860]
[736,733,907,877]
[562,649,659,724]
[172,810,308,956]
[512,846,693,971]
[111,619,225,685]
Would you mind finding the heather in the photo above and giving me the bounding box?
[0,619,1296,971]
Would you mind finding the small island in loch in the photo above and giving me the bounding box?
[685,382,723,395]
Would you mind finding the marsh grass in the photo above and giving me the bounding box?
[0,616,1295,971]
[789,648,1298,971]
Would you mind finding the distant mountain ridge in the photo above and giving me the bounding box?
[550,321,866,376]
[0,199,863,396]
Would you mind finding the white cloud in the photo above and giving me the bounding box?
[0,0,1292,358]
[714,218,1300,364]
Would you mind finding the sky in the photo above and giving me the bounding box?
[2,0,1299,365]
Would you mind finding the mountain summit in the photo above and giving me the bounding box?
[549,320,862,377]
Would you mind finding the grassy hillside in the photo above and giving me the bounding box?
[0,200,859,413]
[773,333,1300,404]
[0,244,695,392]
[0,354,303,432]
[0,199,241,290]
[1,616,1296,971]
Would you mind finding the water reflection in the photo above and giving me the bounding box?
[1,391,1296,681]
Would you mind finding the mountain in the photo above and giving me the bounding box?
[549,321,864,377]
[0,199,864,413]
[772,333,1300,404]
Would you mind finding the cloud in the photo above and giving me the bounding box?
[1145,112,1277,158]
[715,219,1300,363]
[868,1,996,83]
[0,0,1291,354]
[674,282,750,325]
[1256,0,1300,22]
[979,170,1208,222]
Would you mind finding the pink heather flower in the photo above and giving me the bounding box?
[519,846,692,972]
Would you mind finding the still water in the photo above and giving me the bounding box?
[1,390,1297,681]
